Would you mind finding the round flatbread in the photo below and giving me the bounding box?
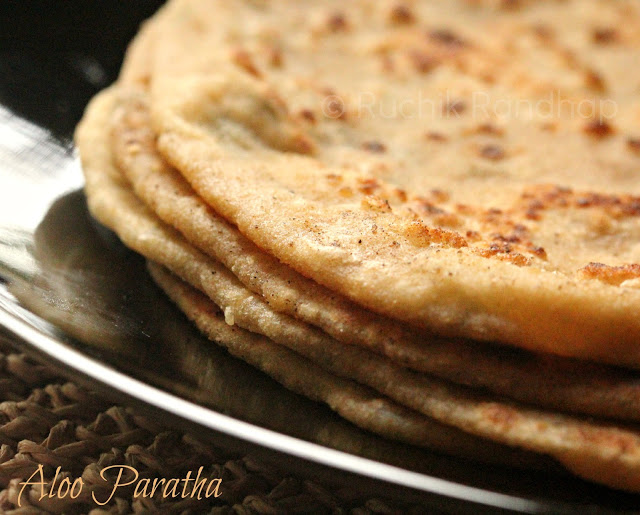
[149,0,640,366]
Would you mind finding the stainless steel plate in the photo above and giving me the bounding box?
[0,3,638,513]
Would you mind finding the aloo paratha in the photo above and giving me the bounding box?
[110,86,640,423]
[76,87,640,492]
[150,0,640,366]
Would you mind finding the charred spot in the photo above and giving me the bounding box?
[267,45,284,67]
[357,177,381,195]
[389,4,415,24]
[418,202,446,215]
[361,195,392,213]
[466,230,481,241]
[290,133,315,155]
[528,244,548,259]
[231,48,262,78]
[578,262,640,285]
[475,123,504,136]
[525,209,542,221]
[518,185,640,220]
[428,29,467,48]
[584,69,607,93]
[394,188,408,202]
[474,246,531,266]
[583,119,615,139]
[325,96,347,120]
[576,192,621,208]
[327,12,348,32]
[426,131,448,142]
[592,27,618,45]
[299,109,316,123]
[404,221,468,248]
[627,138,640,154]
[362,140,387,153]
[408,49,438,73]
[492,233,521,244]
[620,200,640,216]
[443,100,466,117]
[479,144,505,161]
[491,242,511,253]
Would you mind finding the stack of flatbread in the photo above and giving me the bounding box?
[75,0,640,492]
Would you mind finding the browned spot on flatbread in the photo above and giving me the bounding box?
[428,29,468,49]
[388,4,415,25]
[592,27,618,45]
[289,133,316,154]
[583,119,615,139]
[443,99,466,116]
[578,263,640,286]
[403,221,468,248]
[355,177,380,196]
[473,245,531,267]
[519,185,640,219]
[584,69,607,93]
[628,138,640,154]
[231,48,262,78]
[324,95,347,120]
[299,109,316,123]
[408,49,438,74]
[362,140,387,153]
[426,131,448,142]
[327,11,348,32]
[266,45,284,68]
[361,195,392,213]
[469,123,505,137]
[479,144,506,161]
[482,404,520,432]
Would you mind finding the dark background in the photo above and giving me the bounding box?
[0,0,166,139]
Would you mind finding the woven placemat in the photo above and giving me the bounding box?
[0,332,424,514]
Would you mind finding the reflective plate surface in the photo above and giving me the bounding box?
[1,3,639,513]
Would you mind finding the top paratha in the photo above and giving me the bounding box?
[110,86,640,424]
[148,0,640,365]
